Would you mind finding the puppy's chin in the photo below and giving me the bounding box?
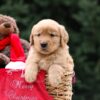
[34,47,56,55]
[37,49,53,55]
[39,50,51,55]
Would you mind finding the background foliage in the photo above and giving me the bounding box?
[0,0,100,100]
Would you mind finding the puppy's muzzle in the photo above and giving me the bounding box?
[40,42,48,49]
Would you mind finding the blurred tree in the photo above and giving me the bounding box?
[71,0,100,100]
[0,0,100,100]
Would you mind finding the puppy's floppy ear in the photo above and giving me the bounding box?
[59,25,69,47]
[30,33,34,45]
[29,25,36,45]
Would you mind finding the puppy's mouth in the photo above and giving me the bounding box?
[40,47,51,54]
[41,47,49,52]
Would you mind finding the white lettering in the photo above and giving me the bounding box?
[5,90,37,100]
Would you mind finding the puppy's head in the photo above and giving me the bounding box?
[30,19,69,55]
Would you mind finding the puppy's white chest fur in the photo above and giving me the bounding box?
[38,46,69,71]
[39,59,50,70]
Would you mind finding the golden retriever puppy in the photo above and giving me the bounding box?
[25,19,74,86]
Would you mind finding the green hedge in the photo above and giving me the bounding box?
[0,0,100,100]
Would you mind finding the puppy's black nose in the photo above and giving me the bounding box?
[41,43,48,48]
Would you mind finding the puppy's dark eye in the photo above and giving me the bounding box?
[50,34,55,37]
[36,33,41,36]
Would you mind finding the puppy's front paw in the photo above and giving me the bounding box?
[49,73,62,87]
[25,70,37,83]
[48,65,65,87]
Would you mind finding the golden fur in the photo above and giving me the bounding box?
[25,19,74,86]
